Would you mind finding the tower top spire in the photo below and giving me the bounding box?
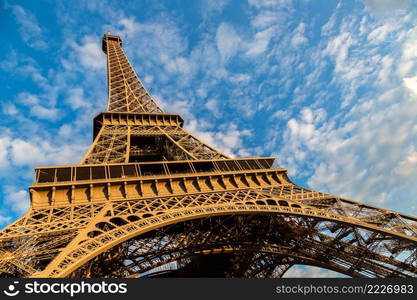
[102,33,122,54]
[101,33,164,113]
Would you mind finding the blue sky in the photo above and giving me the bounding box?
[1,0,417,277]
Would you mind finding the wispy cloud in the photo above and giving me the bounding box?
[2,1,417,270]
[276,3,417,215]
[10,5,47,50]
[3,186,29,215]
[216,22,242,62]
[364,0,412,17]
[246,26,276,56]
[71,36,106,71]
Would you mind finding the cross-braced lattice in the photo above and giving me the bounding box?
[1,33,416,278]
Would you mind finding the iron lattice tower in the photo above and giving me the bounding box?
[1,34,417,278]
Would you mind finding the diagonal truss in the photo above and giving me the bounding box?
[0,33,416,278]
[104,34,163,113]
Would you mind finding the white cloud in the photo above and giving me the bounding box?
[291,23,308,48]
[403,76,417,97]
[0,214,11,225]
[116,17,187,59]
[4,137,85,168]
[186,120,252,157]
[248,0,293,8]
[30,105,60,121]
[204,98,222,118]
[1,53,48,88]
[3,186,30,214]
[395,147,417,176]
[66,87,89,109]
[246,26,276,56]
[2,103,18,116]
[280,88,417,207]
[367,23,396,44]
[272,109,291,120]
[250,10,283,29]
[216,22,241,62]
[11,5,47,50]
[0,137,11,170]
[276,5,417,215]
[58,124,73,138]
[323,31,356,76]
[229,73,251,84]
[364,0,411,17]
[10,139,46,166]
[202,0,230,16]
[165,56,192,75]
[71,36,106,70]
[291,34,308,48]
[111,17,194,83]
[17,92,39,106]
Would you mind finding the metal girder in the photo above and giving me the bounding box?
[104,35,163,113]
[1,33,416,278]
[25,187,416,277]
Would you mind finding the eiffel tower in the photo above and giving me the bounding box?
[1,34,417,278]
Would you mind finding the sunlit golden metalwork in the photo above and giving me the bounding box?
[1,34,416,278]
